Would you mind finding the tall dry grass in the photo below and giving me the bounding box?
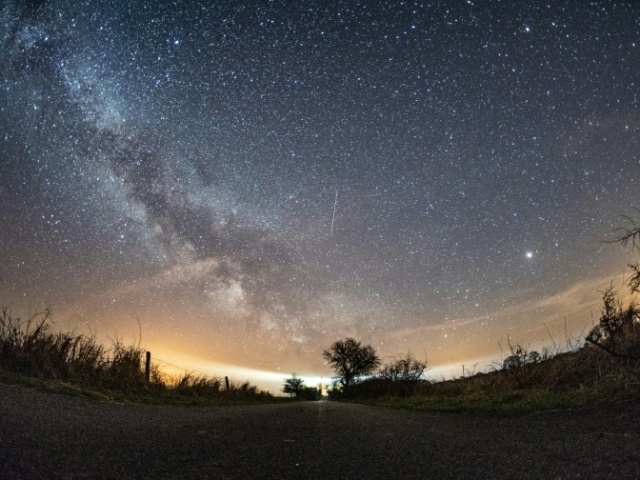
[0,307,270,400]
[0,307,145,388]
[346,344,640,410]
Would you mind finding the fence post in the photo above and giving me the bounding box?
[145,351,151,385]
[225,376,230,391]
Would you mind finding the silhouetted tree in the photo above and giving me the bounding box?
[282,374,305,397]
[323,337,380,391]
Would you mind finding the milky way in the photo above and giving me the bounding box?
[1,1,639,385]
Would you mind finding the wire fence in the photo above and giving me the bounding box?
[147,354,231,390]
[151,356,193,373]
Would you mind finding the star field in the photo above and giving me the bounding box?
[1,1,639,385]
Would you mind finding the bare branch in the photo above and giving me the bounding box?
[605,209,640,251]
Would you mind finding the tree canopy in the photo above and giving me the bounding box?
[282,374,305,397]
[322,337,380,390]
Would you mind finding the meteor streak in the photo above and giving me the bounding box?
[331,190,338,236]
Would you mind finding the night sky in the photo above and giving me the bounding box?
[1,1,639,390]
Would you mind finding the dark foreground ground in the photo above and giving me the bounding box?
[1,384,639,479]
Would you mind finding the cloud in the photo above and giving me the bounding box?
[388,272,629,344]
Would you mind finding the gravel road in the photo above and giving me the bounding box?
[1,384,639,479]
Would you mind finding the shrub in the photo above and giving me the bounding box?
[282,374,305,397]
[586,286,640,360]
[379,353,426,382]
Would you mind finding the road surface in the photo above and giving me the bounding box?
[1,384,639,479]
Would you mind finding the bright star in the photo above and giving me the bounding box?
[526,251,534,259]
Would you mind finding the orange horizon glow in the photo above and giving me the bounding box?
[11,266,632,394]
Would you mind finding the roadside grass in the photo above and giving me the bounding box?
[342,346,640,414]
[0,367,282,405]
[5,304,640,411]
[355,375,640,414]
[0,307,277,405]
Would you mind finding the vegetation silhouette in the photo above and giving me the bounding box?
[378,352,426,382]
[502,345,541,370]
[0,307,272,403]
[586,286,640,360]
[326,212,640,411]
[282,374,304,397]
[586,212,640,360]
[323,337,380,393]
[3,213,640,409]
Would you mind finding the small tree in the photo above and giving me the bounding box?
[282,374,305,397]
[379,353,426,382]
[322,337,380,390]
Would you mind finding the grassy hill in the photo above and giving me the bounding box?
[343,345,640,413]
